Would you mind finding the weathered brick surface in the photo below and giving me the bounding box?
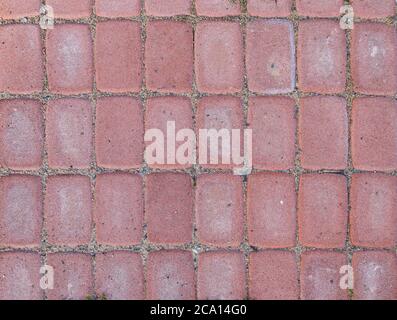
[0,99,43,169]
[0,176,42,247]
[2,1,397,301]
[353,251,397,300]
[96,97,143,169]
[94,174,143,246]
[146,250,195,300]
[47,24,93,94]
[296,0,343,17]
[47,253,93,300]
[298,20,346,93]
[196,96,244,169]
[301,251,348,300]
[0,25,43,93]
[196,0,241,17]
[0,253,42,300]
[95,251,144,300]
[351,23,397,95]
[247,20,295,94]
[247,0,292,17]
[298,174,348,248]
[299,96,348,170]
[352,0,396,18]
[46,98,92,169]
[145,0,191,16]
[0,0,40,19]
[247,173,296,248]
[249,251,299,300]
[248,97,296,170]
[146,21,193,93]
[146,173,193,244]
[95,21,142,92]
[198,252,245,300]
[352,98,397,170]
[195,21,243,93]
[45,176,92,246]
[350,174,397,248]
[196,174,244,246]
[145,96,193,169]
[47,0,92,18]
[96,0,140,17]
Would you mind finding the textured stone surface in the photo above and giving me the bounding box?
[0,99,43,169]
[351,23,397,95]
[247,20,295,94]
[248,173,296,248]
[298,174,348,248]
[146,250,195,300]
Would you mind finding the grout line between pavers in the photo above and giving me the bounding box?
[88,0,98,299]
[344,0,354,301]
[1,89,397,101]
[39,0,49,301]
[140,0,149,301]
[238,0,251,301]
[190,0,200,301]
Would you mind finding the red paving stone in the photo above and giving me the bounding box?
[146,250,195,300]
[0,176,42,247]
[300,251,348,300]
[146,173,193,244]
[197,252,245,300]
[2,1,397,301]
[146,21,193,93]
[46,98,92,169]
[0,99,43,169]
[298,174,348,248]
[352,251,397,300]
[94,174,143,246]
[95,21,142,93]
[0,25,43,93]
[96,0,140,17]
[145,0,191,16]
[46,0,92,18]
[249,251,299,300]
[299,96,348,170]
[196,96,244,169]
[196,0,241,17]
[0,0,40,19]
[247,20,295,94]
[296,0,343,17]
[47,253,93,300]
[45,175,92,246]
[196,174,244,247]
[248,97,296,170]
[145,96,193,169]
[352,97,397,171]
[350,174,397,248]
[247,0,292,17]
[47,24,93,94]
[195,21,243,93]
[352,0,396,18]
[95,251,144,300]
[351,23,397,96]
[247,173,296,248]
[298,20,346,94]
[96,97,143,169]
[0,253,42,300]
